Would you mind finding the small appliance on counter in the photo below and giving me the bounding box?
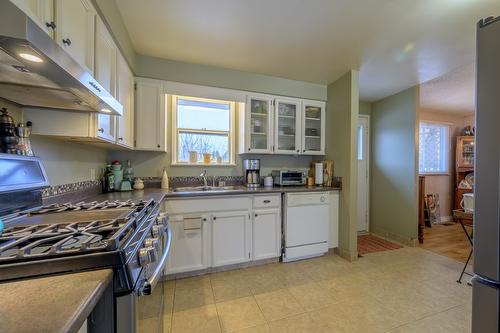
[15,121,34,156]
[314,162,324,186]
[0,108,18,154]
[272,170,307,186]
[263,176,274,187]
[243,159,261,188]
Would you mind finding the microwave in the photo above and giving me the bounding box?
[272,170,307,186]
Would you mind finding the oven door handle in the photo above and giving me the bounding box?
[140,223,172,296]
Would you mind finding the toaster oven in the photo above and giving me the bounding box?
[272,170,307,186]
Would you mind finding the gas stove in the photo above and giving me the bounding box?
[0,197,171,296]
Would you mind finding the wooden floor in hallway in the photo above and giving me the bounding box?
[420,223,473,264]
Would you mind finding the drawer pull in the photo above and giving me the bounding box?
[263,200,271,203]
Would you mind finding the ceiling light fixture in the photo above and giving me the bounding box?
[19,53,43,63]
[101,108,111,113]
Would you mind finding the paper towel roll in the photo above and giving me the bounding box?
[315,162,323,185]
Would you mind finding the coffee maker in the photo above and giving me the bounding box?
[243,159,261,188]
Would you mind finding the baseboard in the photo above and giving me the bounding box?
[164,257,280,280]
[370,227,417,247]
[439,215,453,223]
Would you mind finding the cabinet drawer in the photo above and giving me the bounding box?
[254,195,281,209]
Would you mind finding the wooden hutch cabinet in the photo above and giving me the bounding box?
[455,136,474,209]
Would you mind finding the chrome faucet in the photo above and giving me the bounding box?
[200,170,208,188]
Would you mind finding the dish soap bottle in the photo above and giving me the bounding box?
[161,167,169,189]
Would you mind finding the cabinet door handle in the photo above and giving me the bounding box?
[202,218,207,222]
[303,149,306,152]
[213,216,217,220]
[97,128,104,133]
[62,38,71,46]
[157,144,161,148]
[296,149,300,153]
[118,137,123,141]
[46,21,56,30]
[255,213,258,217]
[248,148,251,151]
[263,200,271,203]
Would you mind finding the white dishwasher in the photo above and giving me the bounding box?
[283,192,330,262]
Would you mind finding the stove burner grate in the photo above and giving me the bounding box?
[0,199,156,262]
[29,199,148,214]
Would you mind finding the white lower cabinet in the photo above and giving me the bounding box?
[253,208,281,260]
[166,214,210,274]
[164,195,281,275]
[211,210,251,267]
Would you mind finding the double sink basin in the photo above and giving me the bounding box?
[173,185,245,193]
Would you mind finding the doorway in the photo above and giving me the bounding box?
[357,115,370,232]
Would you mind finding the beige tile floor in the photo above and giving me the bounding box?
[139,247,472,333]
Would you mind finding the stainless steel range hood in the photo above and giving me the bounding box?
[0,1,122,115]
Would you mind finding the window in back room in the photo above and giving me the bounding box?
[171,95,236,165]
[419,121,451,175]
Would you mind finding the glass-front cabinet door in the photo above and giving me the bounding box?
[246,95,273,153]
[301,100,326,155]
[274,98,301,154]
[456,136,475,169]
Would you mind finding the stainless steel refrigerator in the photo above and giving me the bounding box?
[473,15,500,333]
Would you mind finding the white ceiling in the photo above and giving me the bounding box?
[115,0,500,102]
[419,63,475,114]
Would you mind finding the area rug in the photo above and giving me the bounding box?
[358,234,402,256]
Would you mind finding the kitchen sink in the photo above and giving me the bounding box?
[173,185,242,193]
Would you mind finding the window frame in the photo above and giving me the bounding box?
[171,95,236,166]
[418,120,452,176]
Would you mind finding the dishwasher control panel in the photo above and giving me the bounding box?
[286,192,330,207]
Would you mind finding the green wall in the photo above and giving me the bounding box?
[136,55,327,101]
[326,70,359,261]
[359,101,372,115]
[371,87,419,245]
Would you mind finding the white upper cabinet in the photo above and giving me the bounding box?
[274,97,301,154]
[240,94,325,155]
[243,94,273,154]
[115,53,134,149]
[10,0,55,37]
[135,78,167,151]
[94,16,116,143]
[55,0,95,74]
[301,100,326,155]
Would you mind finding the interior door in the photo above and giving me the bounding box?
[357,116,370,232]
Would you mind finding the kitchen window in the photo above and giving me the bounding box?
[172,95,236,165]
[419,121,450,174]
